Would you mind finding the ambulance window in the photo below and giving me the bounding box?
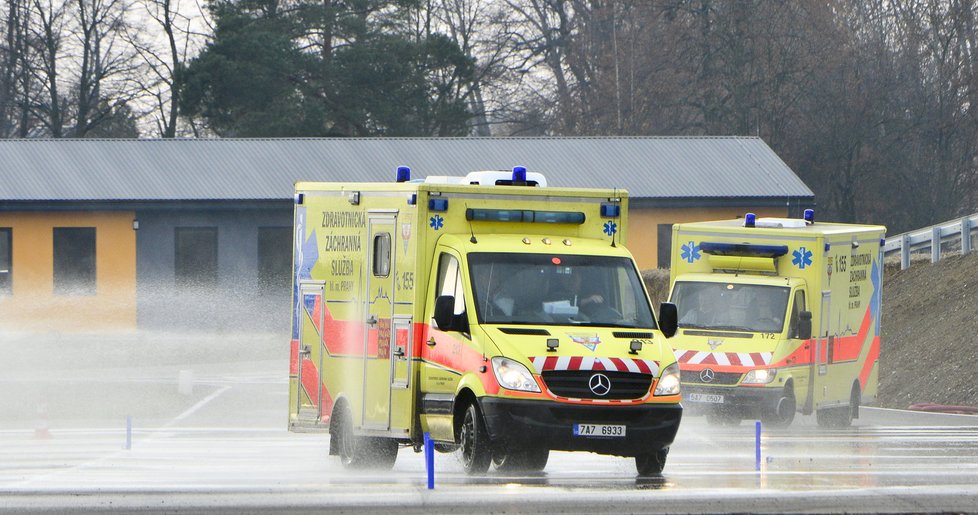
[789,290,807,338]
[436,253,465,315]
[372,233,391,277]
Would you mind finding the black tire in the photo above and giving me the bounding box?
[636,447,669,476]
[458,403,492,475]
[817,384,858,428]
[492,446,550,472]
[334,406,399,469]
[761,388,796,428]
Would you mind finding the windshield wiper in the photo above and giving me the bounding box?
[701,325,755,332]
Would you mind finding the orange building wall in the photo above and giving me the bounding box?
[627,206,788,270]
[0,211,137,331]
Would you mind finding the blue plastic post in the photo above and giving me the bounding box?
[754,420,761,471]
[424,432,434,489]
[125,416,132,450]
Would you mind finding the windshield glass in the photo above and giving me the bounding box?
[671,281,789,333]
[468,253,656,328]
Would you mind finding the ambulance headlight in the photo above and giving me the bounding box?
[491,357,541,393]
[654,362,681,396]
[742,368,777,385]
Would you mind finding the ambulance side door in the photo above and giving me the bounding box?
[419,248,467,442]
[362,211,397,431]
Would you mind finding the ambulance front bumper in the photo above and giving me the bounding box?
[680,384,783,416]
[478,398,682,457]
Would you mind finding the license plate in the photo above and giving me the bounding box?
[687,393,724,404]
[573,424,626,437]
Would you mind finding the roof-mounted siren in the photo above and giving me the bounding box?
[744,212,757,228]
[804,209,815,225]
[396,166,411,183]
[512,166,528,185]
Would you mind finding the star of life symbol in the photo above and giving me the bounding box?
[792,246,813,269]
[681,241,701,263]
[603,221,618,236]
[429,215,444,230]
[569,334,601,352]
[588,373,611,396]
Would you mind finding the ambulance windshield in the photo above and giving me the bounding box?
[468,253,656,328]
[671,282,790,333]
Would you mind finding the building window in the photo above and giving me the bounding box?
[175,227,217,288]
[53,227,96,295]
[657,224,673,269]
[258,227,291,296]
[372,233,392,277]
[0,228,11,295]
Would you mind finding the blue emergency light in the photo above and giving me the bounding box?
[745,213,756,227]
[512,166,527,184]
[396,166,411,182]
[600,203,621,218]
[429,198,449,212]
[804,209,815,224]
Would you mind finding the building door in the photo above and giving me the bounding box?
[363,211,397,430]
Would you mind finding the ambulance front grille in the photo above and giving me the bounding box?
[680,370,742,386]
[542,371,653,400]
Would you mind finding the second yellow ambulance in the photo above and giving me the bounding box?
[667,211,885,427]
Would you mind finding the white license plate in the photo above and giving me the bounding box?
[687,393,725,404]
[573,424,626,437]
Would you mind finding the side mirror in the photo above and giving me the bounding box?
[658,302,678,338]
[798,310,812,340]
[434,295,456,331]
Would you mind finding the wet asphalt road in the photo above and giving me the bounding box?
[1,342,977,513]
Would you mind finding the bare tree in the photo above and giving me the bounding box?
[126,0,207,137]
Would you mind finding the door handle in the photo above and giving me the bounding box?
[300,345,311,356]
[393,347,405,358]
[367,316,378,326]
[426,338,436,347]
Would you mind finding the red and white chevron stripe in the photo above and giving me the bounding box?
[529,356,659,375]
[673,349,771,367]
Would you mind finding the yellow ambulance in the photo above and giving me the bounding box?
[288,167,682,475]
[667,211,885,427]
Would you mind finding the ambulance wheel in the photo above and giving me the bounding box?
[761,388,796,427]
[335,406,398,469]
[492,446,549,472]
[458,403,492,475]
[817,385,858,428]
[636,447,669,476]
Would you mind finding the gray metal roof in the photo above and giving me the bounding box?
[0,137,813,201]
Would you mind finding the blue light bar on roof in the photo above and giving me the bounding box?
[700,242,789,258]
[465,208,585,224]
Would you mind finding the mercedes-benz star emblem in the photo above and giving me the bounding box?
[588,373,611,396]
[699,368,716,383]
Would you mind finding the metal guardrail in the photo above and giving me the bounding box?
[883,213,978,270]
